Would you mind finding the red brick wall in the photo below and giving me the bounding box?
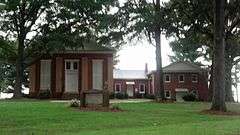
[149,72,209,101]
[113,79,149,97]
[29,53,113,99]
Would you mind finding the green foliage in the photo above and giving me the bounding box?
[135,92,144,98]
[117,0,167,43]
[38,90,51,99]
[169,39,205,65]
[144,94,155,99]
[115,93,128,99]
[182,93,197,102]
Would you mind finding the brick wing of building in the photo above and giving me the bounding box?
[28,42,114,99]
[113,61,209,101]
[113,69,149,98]
[148,61,209,101]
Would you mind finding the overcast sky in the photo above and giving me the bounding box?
[115,35,173,70]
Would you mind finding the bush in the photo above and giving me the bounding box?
[115,93,128,99]
[38,90,51,99]
[70,99,80,107]
[111,105,121,110]
[135,93,144,98]
[144,94,155,99]
[182,93,197,101]
[109,92,115,99]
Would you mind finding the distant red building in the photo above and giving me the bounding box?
[113,69,149,97]
[113,62,209,101]
[148,62,209,101]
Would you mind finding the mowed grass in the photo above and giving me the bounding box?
[0,100,240,135]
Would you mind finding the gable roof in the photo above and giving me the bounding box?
[56,40,115,54]
[113,69,147,79]
[163,61,205,73]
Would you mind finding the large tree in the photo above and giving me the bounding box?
[211,0,226,111]
[169,38,206,65]
[0,0,121,98]
[0,0,54,98]
[119,0,165,100]
[162,0,240,102]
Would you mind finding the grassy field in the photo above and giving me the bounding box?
[0,100,240,135]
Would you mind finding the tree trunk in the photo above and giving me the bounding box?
[154,0,165,100]
[155,31,165,100]
[225,58,234,102]
[211,0,227,111]
[13,38,24,99]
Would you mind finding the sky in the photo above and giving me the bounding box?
[115,35,173,70]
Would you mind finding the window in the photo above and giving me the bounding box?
[66,61,71,70]
[115,83,121,93]
[65,60,78,70]
[139,84,145,93]
[92,59,103,90]
[165,90,171,99]
[164,74,171,82]
[178,75,184,83]
[192,74,198,83]
[40,60,51,90]
[73,62,78,70]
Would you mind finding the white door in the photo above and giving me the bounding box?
[127,85,134,97]
[65,60,79,93]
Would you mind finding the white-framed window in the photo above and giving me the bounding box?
[92,59,103,90]
[40,60,51,90]
[139,83,145,94]
[115,83,121,93]
[165,90,171,99]
[178,74,185,83]
[65,60,78,71]
[192,74,198,83]
[164,74,171,82]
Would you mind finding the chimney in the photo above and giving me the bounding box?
[145,63,148,75]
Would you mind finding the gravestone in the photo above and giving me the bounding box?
[80,89,109,107]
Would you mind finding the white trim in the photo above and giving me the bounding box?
[115,83,121,93]
[164,74,171,83]
[175,88,188,92]
[164,90,171,99]
[191,74,198,83]
[178,74,185,83]
[139,83,145,94]
[126,82,135,85]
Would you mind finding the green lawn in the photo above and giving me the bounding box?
[0,100,240,135]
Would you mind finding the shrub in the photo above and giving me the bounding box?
[135,93,144,98]
[115,93,128,99]
[144,94,155,99]
[70,99,80,107]
[182,93,197,101]
[111,105,121,110]
[109,92,115,99]
[38,90,51,99]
